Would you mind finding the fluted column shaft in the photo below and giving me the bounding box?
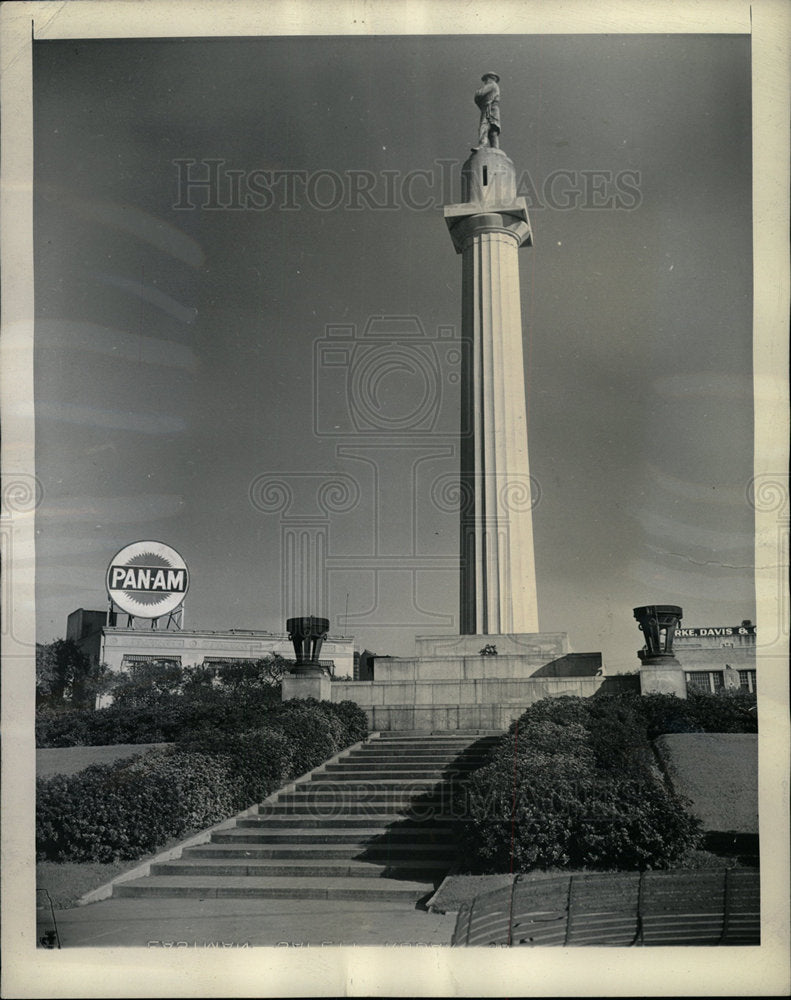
[459,220,539,634]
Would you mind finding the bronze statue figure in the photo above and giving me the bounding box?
[475,72,501,149]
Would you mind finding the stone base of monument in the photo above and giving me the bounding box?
[638,658,687,698]
[313,632,637,732]
[282,671,332,702]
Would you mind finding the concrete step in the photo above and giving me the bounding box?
[248,812,456,827]
[333,760,486,771]
[358,752,490,758]
[348,743,492,757]
[366,736,497,742]
[312,774,470,785]
[358,738,496,747]
[287,779,451,791]
[183,843,456,860]
[262,801,453,814]
[341,755,490,765]
[259,802,450,816]
[270,788,453,800]
[211,825,454,844]
[150,857,448,878]
[326,756,484,766]
[371,735,500,743]
[322,762,480,773]
[113,875,436,901]
[370,734,494,740]
[107,732,495,903]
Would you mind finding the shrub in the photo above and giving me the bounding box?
[462,756,593,871]
[37,698,369,863]
[36,686,282,748]
[506,695,591,732]
[462,756,700,873]
[632,691,757,740]
[685,689,758,733]
[510,720,596,768]
[261,701,338,774]
[35,709,90,748]
[585,700,655,775]
[36,750,237,862]
[176,727,296,812]
[457,694,703,873]
[575,774,702,870]
[326,699,369,745]
[36,702,187,747]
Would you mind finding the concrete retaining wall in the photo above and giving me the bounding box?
[330,674,638,731]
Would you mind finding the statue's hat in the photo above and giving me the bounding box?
[481,72,500,82]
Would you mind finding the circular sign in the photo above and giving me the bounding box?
[106,540,189,618]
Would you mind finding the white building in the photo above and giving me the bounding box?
[674,620,757,694]
[67,608,355,678]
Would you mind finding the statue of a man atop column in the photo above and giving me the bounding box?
[474,72,501,149]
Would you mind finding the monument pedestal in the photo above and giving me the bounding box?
[328,631,631,731]
[415,632,569,658]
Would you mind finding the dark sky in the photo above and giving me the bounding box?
[33,33,754,669]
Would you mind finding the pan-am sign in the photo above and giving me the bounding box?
[106,541,189,618]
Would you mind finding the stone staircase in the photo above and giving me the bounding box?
[113,731,500,902]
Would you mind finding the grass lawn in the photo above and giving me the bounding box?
[36,742,169,778]
[36,832,194,910]
[37,860,136,910]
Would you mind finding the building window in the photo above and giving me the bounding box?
[121,655,182,669]
[738,670,757,694]
[685,671,725,694]
[202,657,254,665]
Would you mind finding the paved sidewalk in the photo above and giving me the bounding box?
[38,896,457,948]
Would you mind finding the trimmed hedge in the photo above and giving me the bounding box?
[34,687,365,748]
[458,694,704,873]
[37,750,240,863]
[37,699,368,863]
[635,690,757,739]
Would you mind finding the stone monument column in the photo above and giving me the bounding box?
[445,74,539,634]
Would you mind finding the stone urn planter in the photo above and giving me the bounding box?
[286,616,330,676]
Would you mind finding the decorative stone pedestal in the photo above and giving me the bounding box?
[282,615,332,703]
[634,604,687,699]
[638,662,687,698]
[282,671,331,702]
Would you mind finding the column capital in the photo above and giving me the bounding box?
[444,200,533,254]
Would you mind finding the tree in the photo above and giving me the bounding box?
[36,639,111,709]
[108,659,186,708]
[181,655,290,699]
[210,654,290,692]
